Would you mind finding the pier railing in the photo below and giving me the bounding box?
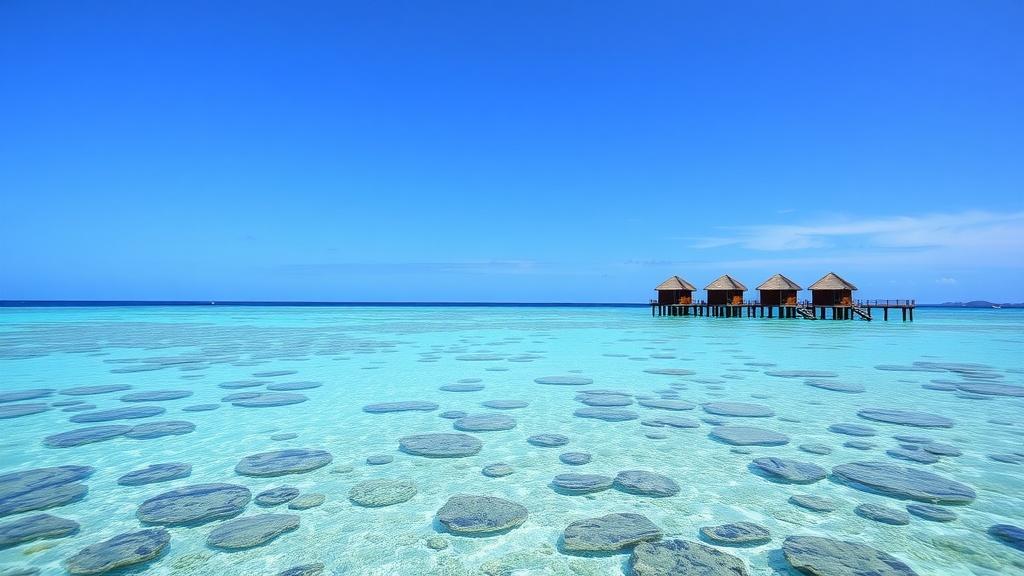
[651,299,914,308]
[649,297,915,320]
[857,299,915,307]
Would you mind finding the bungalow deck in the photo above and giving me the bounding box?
[649,299,916,321]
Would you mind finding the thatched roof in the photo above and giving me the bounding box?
[704,275,748,291]
[655,276,697,291]
[757,274,802,291]
[808,272,857,291]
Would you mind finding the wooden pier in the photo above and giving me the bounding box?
[650,299,915,321]
[652,273,915,322]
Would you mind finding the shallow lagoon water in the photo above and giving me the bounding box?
[1,305,1022,575]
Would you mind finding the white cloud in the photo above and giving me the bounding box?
[936,277,958,285]
[687,211,1024,268]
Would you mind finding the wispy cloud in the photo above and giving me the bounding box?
[936,277,957,285]
[689,211,1024,265]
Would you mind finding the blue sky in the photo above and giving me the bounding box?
[1,1,1022,303]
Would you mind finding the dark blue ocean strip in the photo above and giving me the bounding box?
[0,301,648,308]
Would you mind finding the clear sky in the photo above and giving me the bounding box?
[1,1,1022,303]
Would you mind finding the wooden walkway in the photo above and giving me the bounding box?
[650,299,915,321]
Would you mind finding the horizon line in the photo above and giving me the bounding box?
[0,300,1020,308]
[0,300,646,308]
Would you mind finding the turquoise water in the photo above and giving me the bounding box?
[1,305,1022,575]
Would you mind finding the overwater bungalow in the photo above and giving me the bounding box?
[756,274,802,306]
[650,271,914,321]
[705,275,747,306]
[654,276,697,305]
[808,272,856,306]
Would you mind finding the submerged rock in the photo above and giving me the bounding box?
[362,401,439,414]
[218,380,264,389]
[125,420,196,439]
[482,463,514,478]
[642,416,699,429]
[206,513,299,550]
[710,426,789,446]
[348,480,416,507]
[235,449,333,477]
[832,461,976,503]
[64,527,170,575]
[613,470,680,497]
[643,368,696,376]
[399,433,482,457]
[844,440,876,450]
[906,504,957,522]
[789,494,838,512]
[534,376,593,386]
[136,483,251,526]
[426,536,448,550]
[0,404,50,419]
[631,539,749,575]
[573,407,639,422]
[439,383,485,392]
[527,434,569,447]
[577,392,633,407]
[482,399,528,409]
[59,385,131,396]
[699,522,771,545]
[0,389,55,403]
[117,463,192,486]
[806,380,865,393]
[765,370,838,379]
[182,404,220,412]
[0,465,93,517]
[120,390,193,402]
[287,493,324,510]
[69,406,165,423]
[886,447,939,465]
[921,442,962,457]
[988,524,1024,551]
[855,503,910,525]
[267,381,322,391]
[702,402,774,417]
[552,474,614,494]
[221,392,261,402]
[751,457,826,484]
[435,494,527,534]
[638,398,696,411]
[857,408,954,428]
[255,487,300,506]
[956,383,1024,397]
[231,393,308,408]
[828,423,877,437]
[0,513,79,549]
[43,425,132,448]
[559,452,592,465]
[562,512,662,552]
[781,535,918,575]
[276,563,325,576]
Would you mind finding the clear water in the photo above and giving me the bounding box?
[1,305,1022,575]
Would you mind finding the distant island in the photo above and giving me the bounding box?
[930,301,1024,309]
